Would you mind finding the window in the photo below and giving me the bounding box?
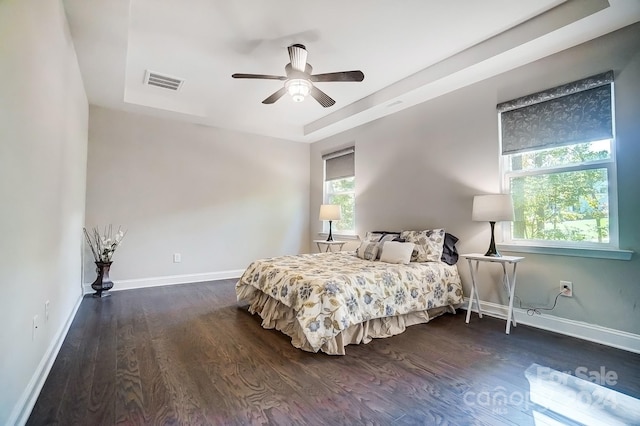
[323,148,355,235]
[499,71,618,249]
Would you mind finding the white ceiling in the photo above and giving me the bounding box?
[63,0,640,143]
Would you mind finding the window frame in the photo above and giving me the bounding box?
[323,177,356,236]
[495,72,627,258]
[322,148,356,236]
[500,138,620,251]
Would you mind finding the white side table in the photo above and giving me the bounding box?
[461,253,525,334]
[314,240,346,253]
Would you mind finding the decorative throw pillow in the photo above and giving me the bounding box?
[362,231,381,242]
[360,232,402,260]
[363,231,401,242]
[400,229,446,262]
[379,242,415,264]
[378,233,399,243]
[375,233,399,259]
[356,241,379,261]
[440,233,459,265]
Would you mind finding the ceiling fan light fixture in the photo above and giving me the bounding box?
[285,78,311,102]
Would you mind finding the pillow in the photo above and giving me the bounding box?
[356,241,379,261]
[375,233,400,259]
[441,233,459,265]
[379,242,415,264]
[363,231,400,242]
[400,229,446,262]
[378,233,399,243]
[361,231,402,260]
[363,231,385,243]
[371,231,401,239]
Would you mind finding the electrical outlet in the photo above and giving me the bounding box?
[173,253,181,263]
[33,315,39,340]
[45,300,50,321]
[560,280,573,297]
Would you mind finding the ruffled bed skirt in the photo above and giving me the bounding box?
[237,285,456,355]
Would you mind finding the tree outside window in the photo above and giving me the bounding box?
[505,140,613,245]
[325,176,355,234]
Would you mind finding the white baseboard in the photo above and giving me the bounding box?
[9,293,84,426]
[82,269,244,294]
[463,297,640,354]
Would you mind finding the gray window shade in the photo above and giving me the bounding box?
[498,71,614,155]
[323,148,354,181]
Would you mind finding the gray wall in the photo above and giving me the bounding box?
[0,0,88,423]
[85,107,310,283]
[310,23,640,335]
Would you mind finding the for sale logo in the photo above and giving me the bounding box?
[462,364,620,417]
[574,366,618,386]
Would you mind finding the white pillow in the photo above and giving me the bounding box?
[379,242,415,264]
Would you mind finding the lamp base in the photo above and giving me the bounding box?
[326,221,334,242]
[484,248,502,257]
[484,221,502,257]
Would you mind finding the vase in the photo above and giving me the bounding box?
[91,261,114,297]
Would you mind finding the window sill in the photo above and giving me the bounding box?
[317,232,360,241]
[497,244,633,261]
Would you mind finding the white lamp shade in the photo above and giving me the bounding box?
[319,204,342,221]
[472,194,514,222]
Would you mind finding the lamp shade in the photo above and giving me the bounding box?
[319,204,342,221]
[472,194,514,222]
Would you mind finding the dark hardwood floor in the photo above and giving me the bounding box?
[27,280,640,425]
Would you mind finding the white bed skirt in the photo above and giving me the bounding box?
[237,285,456,355]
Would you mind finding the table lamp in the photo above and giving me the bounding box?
[319,204,342,241]
[472,194,514,257]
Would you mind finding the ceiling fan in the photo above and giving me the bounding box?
[231,44,364,107]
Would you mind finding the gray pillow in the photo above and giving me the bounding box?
[441,233,459,265]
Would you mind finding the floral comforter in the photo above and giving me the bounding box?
[236,251,463,352]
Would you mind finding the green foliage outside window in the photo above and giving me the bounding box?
[508,141,611,244]
[326,177,355,233]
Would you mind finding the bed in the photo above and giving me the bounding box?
[235,230,464,355]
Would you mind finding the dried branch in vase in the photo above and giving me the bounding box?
[83,225,127,263]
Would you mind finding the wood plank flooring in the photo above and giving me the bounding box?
[27,280,640,425]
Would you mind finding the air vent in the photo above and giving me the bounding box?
[144,70,184,91]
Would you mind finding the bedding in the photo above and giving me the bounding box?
[236,251,463,355]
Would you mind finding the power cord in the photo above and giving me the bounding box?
[514,291,565,316]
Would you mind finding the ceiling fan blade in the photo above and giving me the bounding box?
[262,87,287,104]
[309,86,335,108]
[287,44,308,72]
[232,73,287,80]
[310,70,365,83]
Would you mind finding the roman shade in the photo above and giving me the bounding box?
[498,71,614,155]
[323,147,355,181]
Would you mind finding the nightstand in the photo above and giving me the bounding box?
[461,253,525,334]
[313,240,346,253]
